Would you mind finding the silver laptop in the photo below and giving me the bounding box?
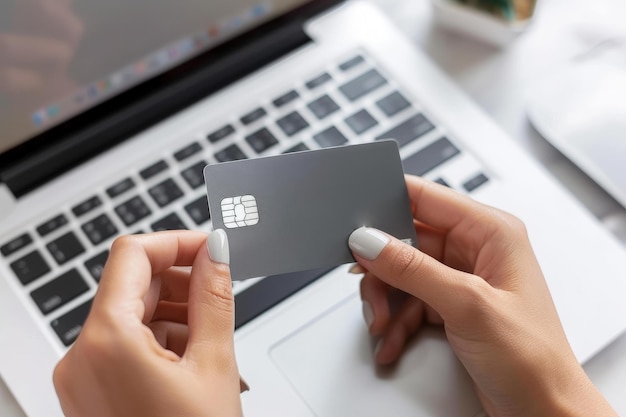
[1,2,626,417]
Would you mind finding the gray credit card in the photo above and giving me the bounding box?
[203,140,416,280]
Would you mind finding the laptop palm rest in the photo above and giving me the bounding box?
[270,294,483,417]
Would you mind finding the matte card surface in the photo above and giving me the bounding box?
[204,140,416,280]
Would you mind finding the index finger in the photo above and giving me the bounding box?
[405,175,495,232]
[93,231,208,323]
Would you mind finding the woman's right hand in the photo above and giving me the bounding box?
[348,175,616,417]
[53,231,243,417]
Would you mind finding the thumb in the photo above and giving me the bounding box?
[348,227,481,317]
[185,229,236,367]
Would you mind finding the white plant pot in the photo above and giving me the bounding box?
[431,0,535,47]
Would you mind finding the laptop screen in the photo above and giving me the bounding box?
[0,0,310,155]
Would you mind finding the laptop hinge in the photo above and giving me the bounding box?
[0,14,315,198]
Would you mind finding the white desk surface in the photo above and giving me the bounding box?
[2,0,625,414]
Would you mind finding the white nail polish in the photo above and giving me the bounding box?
[362,301,374,329]
[348,227,390,261]
[207,229,230,265]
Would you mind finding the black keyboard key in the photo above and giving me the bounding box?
[51,299,92,346]
[115,196,151,226]
[345,109,378,134]
[306,72,332,90]
[246,128,278,153]
[376,114,436,148]
[72,196,102,218]
[149,178,184,208]
[85,250,109,282]
[339,69,387,102]
[181,160,208,189]
[10,251,50,285]
[31,269,89,315]
[140,160,169,180]
[277,111,309,137]
[208,124,235,143]
[339,55,365,71]
[106,177,135,198]
[152,213,188,231]
[273,90,299,108]
[215,144,248,162]
[241,108,267,125]
[37,214,68,237]
[81,214,118,246]
[377,91,411,117]
[47,232,85,265]
[464,173,490,192]
[308,95,340,120]
[174,142,202,162]
[185,196,210,226]
[313,127,348,148]
[402,137,461,176]
[1,233,33,257]
[434,178,450,187]
[283,143,309,153]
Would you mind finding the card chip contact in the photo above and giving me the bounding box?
[221,195,259,228]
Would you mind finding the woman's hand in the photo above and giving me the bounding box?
[53,230,244,417]
[349,175,616,417]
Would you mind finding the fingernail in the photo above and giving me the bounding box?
[362,301,374,329]
[374,338,384,358]
[207,229,229,265]
[239,376,249,393]
[349,227,390,261]
[348,263,366,274]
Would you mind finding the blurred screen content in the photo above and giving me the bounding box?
[0,0,306,154]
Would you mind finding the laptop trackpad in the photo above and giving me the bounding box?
[270,294,483,417]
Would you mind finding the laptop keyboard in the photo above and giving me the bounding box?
[1,52,490,348]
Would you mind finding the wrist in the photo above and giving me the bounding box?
[537,361,617,417]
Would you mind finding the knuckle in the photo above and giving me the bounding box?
[505,213,528,236]
[491,211,530,250]
[72,315,137,366]
[455,276,493,319]
[473,208,529,250]
[203,274,235,313]
[52,358,68,391]
[490,209,527,236]
[389,244,423,283]
[463,278,488,304]
[110,234,138,252]
[75,323,119,363]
